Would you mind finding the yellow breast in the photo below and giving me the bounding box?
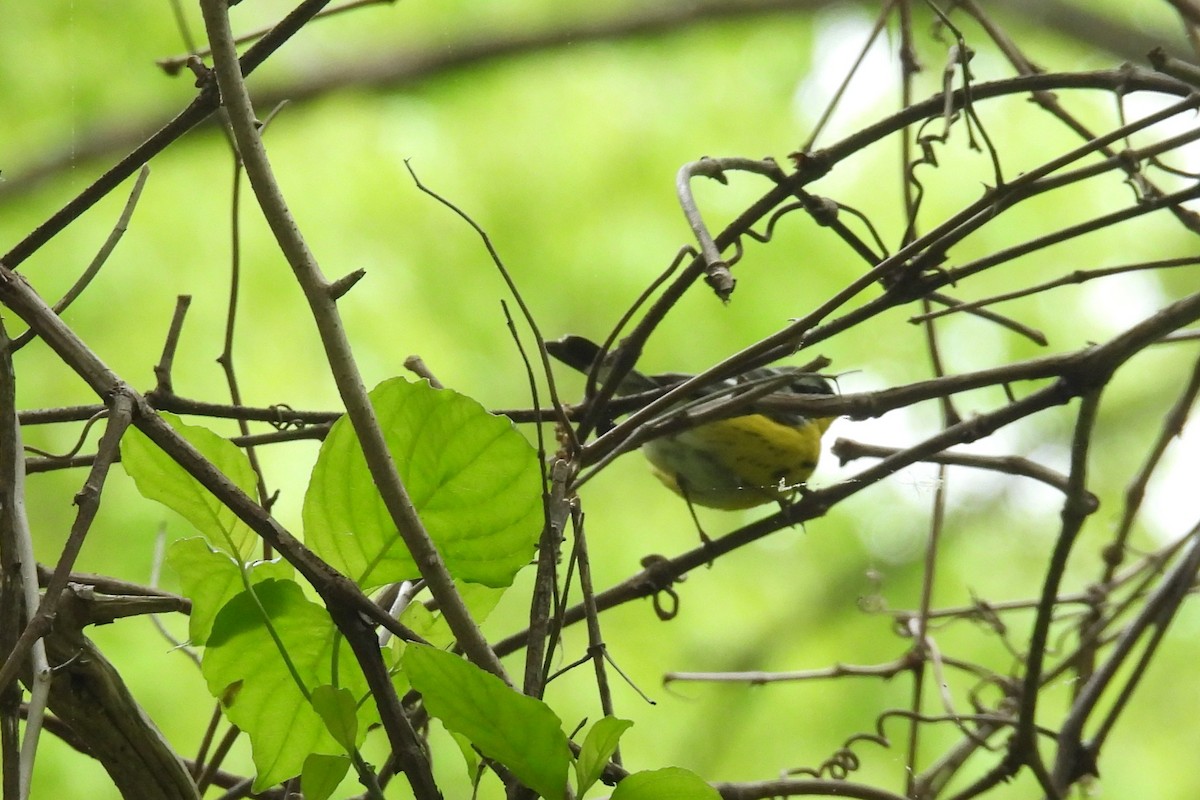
[641,414,831,510]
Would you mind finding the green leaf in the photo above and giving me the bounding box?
[310,685,359,751]
[167,537,293,645]
[121,412,259,559]
[304,377,542,589]
[387,585,505,699]
[576,717,633,797]
[447,727,482,786]
[202,580,376,790]
[403,644,570,799]
[456,582,506,627]
[393,582,506,653]
[610,768,721,800]
[385,600,438,688]
[301,753,351,800]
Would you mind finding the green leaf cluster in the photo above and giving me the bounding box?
[121,379,544,792]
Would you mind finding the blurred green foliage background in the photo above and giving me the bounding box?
[4,1,1200,797]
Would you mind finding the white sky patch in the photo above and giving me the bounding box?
[1122,91,1200,180]
[1076,272,1196,544]
[1141,421,1200,541]
[1079,272,1169,338]
[792,8,893,131]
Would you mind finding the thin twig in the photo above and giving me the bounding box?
[11,167,151,353]
[153,296,192,396]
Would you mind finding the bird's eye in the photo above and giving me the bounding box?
[792,378,834,395]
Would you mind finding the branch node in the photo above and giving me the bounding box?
[403,355,443,389]
[703,260,735,302]
[328,268,366,300]
[184,54,211,87]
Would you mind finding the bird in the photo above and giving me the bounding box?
[546,335,835,517]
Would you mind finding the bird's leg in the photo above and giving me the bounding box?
[778,484,810,528]
[677,479,716,566]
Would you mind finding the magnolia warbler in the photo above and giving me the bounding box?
[547,335,835,512]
